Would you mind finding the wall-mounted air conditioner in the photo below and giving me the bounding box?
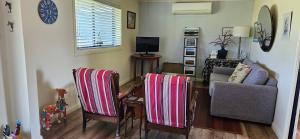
[172,2,212,15]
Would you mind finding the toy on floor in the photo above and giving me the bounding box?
[2,120,23,139]
[40,89,68,131]
[2,124,11,137]
[11,120,22,139]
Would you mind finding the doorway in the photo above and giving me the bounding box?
[288,36,300,139]
[288,66,300,139]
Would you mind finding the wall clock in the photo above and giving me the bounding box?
[38,0,58,24]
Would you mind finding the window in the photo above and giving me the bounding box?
[75,0,121,49]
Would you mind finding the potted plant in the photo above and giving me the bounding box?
[210,32,234,59]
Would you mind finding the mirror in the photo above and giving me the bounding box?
[254,6,274,52]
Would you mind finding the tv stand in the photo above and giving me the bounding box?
[131,54,161,79]
[140,54,155,57]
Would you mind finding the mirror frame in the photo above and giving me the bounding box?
[255,5,275,52]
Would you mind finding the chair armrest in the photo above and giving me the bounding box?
[210,81,277,124]
[212,67,235,75]
[189,90,198,125]
[190,91,198,112]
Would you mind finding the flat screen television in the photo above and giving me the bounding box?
[136,37,159,55]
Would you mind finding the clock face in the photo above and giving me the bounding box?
[38,0,58,24]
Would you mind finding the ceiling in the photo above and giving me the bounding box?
[140,0,251,2]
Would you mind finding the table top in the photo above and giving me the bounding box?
[118,78,143,99]
[124,96,144,104]
[131,54,161,60]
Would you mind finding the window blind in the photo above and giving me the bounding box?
[75,0,121,49]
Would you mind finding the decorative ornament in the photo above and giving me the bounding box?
[210,32,235,59]
[38,0,58,24]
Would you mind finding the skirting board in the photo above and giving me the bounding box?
[67,103,81,114]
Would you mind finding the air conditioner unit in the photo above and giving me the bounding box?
[172,2,212,15]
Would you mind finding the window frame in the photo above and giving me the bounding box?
[73,0,123,56]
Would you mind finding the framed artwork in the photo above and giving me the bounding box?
[127,11,136,29]
[184,57,196,66]
[253,22,262,43]
[184,48,196,56]
[184,67,195,76]
[184,38,197,47]
[222,27,233,36]
[282,11,293,39]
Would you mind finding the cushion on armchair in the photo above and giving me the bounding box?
[228,63,251,83]
[243,64,269,85]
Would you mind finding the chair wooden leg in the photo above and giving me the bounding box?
[124,104,128,137]
[140,106,143,139]
[125,117,128,137]
[144,123,148,139]
[185,133,189,139]
[82,112,87,132]
[116,119,120,137]
[131,114,134,129]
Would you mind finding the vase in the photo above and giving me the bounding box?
[217,48,228,59]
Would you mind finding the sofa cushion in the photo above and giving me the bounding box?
[228,63,251,83]
[243,64,269,85]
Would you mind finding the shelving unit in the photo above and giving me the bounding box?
[183,27,200,77]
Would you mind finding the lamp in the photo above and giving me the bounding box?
[233,26,250,59]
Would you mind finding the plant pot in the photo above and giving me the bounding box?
[217,48,228,59]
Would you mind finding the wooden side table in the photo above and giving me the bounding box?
[123,96,144,139]
[131,54,161,79]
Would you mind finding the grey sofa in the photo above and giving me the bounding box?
[209,59,278,124]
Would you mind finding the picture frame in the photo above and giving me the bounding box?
[184,57,196,66]
[184,48,196,57]
[184,37,197,47]
[222,27,233,36]
[127,11,136,29]
[253,22,262,43]
[184,67,195,76]
[282,11,293,39]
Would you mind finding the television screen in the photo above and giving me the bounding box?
[136,37,159,53]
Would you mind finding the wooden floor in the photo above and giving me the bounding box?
[42,81,278,139]
[194,86,242,134]
[42,109,277,139]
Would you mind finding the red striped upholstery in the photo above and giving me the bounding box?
[75,68,117,117]
[144,73,189,128]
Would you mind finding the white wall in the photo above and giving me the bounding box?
[0,3,8,129]
[139,1,253,77]
[0,0,139,138]
[249,1,300,139]
[0,0,31,138]
[18,0,138,138]
[20,0,139,108]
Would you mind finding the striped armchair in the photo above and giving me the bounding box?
[73,68,126,137]
[143,73,193,139]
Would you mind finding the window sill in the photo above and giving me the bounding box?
[74,45,123,56]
